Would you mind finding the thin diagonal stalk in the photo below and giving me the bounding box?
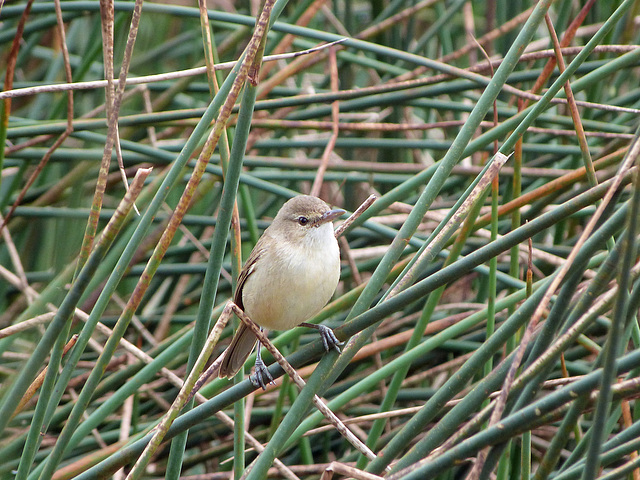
[0,168,150,435]
[124,304,232,480]
[387,348,640,480]
[34,2,275,477]
[0,163,150,470]
[167,40,264,480]
[582,163,640,480]
[163,2,247,477]
[343,0,552,403]
[355,157,503,468]
[66,171,633,478]
[0,0,35,226]
[75,0,143,273]
[22,45,248,480]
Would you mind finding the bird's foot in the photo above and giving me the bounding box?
[317,324,342,353]
[250,357,275,390]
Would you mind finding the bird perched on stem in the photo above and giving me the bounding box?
[219,195,345,389]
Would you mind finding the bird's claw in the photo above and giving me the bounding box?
[250,356,275,390]
[318,324,342,353]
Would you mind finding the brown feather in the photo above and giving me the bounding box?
[218,243,265,378]
[218,322,259,378]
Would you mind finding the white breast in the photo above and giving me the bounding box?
[242,223,340,331]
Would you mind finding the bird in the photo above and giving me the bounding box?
[218,195,345,389]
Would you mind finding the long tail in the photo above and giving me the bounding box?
[218,323,258,378]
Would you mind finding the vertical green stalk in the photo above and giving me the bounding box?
[520,244,533,480]
[520,431,531,480]
[14,320,72,480]
[0,169,150,435]
[362,2,554,474]
[484,176,499,381]
[27,51,247,480]
[233,390,245,480]
[507,138,522,355]
[484,171,505,474]
[244,352,337,480]
[581,167,640,480]
[164,3,238,478]
[388,195,631,474]
[226,82,262,480]
[150,4,273,479]
[356,186,491,469]
[8,168,150,477]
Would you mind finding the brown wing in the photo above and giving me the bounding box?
[219,241,265,378]
[218,322,258,378]
[233,242,265,308]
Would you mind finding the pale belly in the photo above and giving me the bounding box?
[241,231,340,331]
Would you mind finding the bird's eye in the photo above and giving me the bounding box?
[298,216,309,226]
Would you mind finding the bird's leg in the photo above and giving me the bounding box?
[299,322,342,353]
[250,332,275,390]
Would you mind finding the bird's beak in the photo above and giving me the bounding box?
[319,208,346,225]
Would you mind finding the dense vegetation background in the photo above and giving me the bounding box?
[1,0,640,479]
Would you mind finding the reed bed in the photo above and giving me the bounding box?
[1,1,640,479]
